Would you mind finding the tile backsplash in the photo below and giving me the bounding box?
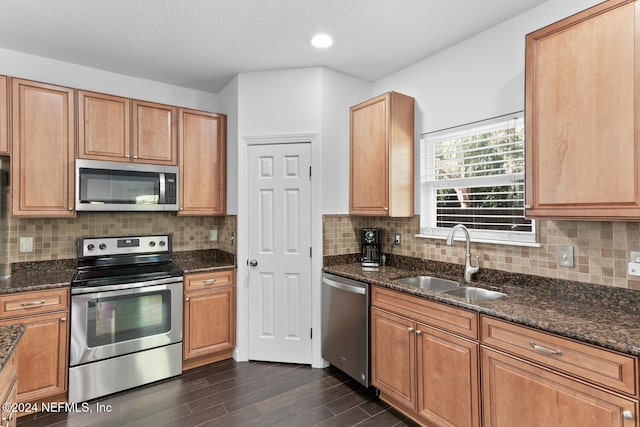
[323,215,640,289]
[5,212,237,264]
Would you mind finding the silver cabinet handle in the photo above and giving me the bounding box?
[524,204,531,209]
[249,259,258,267]
[530,341,563,356]
[185,297,190,302]
[133,155,138,159]
[415,330,422,336]
[623,410,634,420]
[21,300,45,307]
[202,279,216,285]
[407,327,414,333]
[60,317,66,322]
[383,207,389,211]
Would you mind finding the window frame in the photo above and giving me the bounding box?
[417,112,539,247]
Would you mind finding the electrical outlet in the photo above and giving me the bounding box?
[631,251,640,263]
[394,234,401,245]
[209,230,218,242]
[19,237,33,253]
[557,245,574,267]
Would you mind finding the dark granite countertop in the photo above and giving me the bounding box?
[173,249,236,274]
[0,259,75,295]
[0,324,25,372]
[0,250,236,294]
[323,258,640,357]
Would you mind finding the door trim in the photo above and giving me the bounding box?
[237,132,326,368]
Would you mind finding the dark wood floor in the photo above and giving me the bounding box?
[17,360,419,427]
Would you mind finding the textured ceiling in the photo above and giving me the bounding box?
[0,0,548,93]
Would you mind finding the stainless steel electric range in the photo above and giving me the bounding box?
[68,234,183,403]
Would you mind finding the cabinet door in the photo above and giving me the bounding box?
[183,287,235,360]
[482,348,638,427]
[417,324,480,427]
[132,100,177,165]
[371,307,416,411]
[0,75,8,155]
[0,312,68,403]
[77,90,131,162]
[525,0,640,218]
[11,79,75,217]
[350,94,389,215]
[0,352,16,427]
[178,108,226,215]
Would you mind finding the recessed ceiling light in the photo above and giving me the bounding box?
[311,34,333,48]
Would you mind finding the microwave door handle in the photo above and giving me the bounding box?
[159,173,166,204]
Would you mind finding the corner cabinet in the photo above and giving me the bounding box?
[371,286,480,427]
[178,108,226,215]
[0,76,8,155]
[183,269,235,370]
[0,352,17,427]
[525,0,640,219]
[350,92,414,217]
[11,79,75,217]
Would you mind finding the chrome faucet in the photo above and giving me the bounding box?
[446,224,480,283]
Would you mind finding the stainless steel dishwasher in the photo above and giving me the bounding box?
[321,272,369,387]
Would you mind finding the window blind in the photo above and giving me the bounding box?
[420,113,536,245]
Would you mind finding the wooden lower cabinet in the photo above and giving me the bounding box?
[371,307,479,427]
[183,269,236,370]
[0,289,69,407]
[0,312,68,404]
[0,352,17,427]
[482,347,638,427]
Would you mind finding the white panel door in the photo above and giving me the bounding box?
[247,143,312,363]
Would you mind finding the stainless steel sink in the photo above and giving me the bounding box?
[394,276,461,292]
[441,286,507,301]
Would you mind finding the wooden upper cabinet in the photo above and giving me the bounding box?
[11,79,75,217]
[78,90,130,161]
[178,108,226,215]
[0,76,8,155]
[525,0,640,219]
[78,92,177,165]
[350,91,414,217]
[132,100,177,165]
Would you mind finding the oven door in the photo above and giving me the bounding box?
[70,279,183,366]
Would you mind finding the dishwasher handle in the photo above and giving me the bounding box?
[323,276,366,295]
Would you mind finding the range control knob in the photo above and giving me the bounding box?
[159,240,166,247]
[149,241,156,247]
[87,244,95,251]
[99,243,107,250]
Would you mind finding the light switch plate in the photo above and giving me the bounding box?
[19,237,33,253]
[557,245,574,267]
[209,230,218,242]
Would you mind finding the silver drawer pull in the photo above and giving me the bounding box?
[20,300,46,307]
[623,410,634,420]
[530,341,563,356]
[202,279,216,285]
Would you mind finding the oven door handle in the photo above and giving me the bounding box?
[71,276,183,294]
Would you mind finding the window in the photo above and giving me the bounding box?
[419,112,537,246]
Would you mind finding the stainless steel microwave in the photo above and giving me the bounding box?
[76,159,179,211]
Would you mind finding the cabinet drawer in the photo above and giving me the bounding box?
[372,286,478,340]
[185,269,235,292]
[0,288,69,319]
[481,316,637,396]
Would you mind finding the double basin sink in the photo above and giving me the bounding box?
[394,276,507,302]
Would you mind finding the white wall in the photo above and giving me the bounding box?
[218,76,239,215]
[0,48,219,111]
[372,0,603,133]
[319,69,371,214]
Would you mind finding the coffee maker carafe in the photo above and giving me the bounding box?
[361,228,382,267]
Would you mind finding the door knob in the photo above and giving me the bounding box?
[249,259,258,267]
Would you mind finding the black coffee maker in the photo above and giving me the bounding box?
[361,228,382,267]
